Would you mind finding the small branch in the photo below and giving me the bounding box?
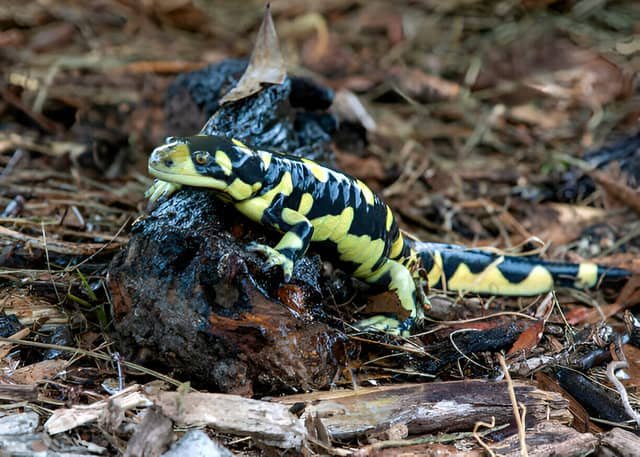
[498,353,529,457]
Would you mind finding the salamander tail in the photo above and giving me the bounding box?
[412,242,631,296]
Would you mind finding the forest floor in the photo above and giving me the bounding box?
[1,1,640,455]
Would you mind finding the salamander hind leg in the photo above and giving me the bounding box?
[354,258,421,336]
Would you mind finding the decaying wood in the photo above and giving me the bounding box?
[152,391,305,450]
[9,359,69,384]
[599,427,640,457]
[0,290,68,327]
[354,442,484,457]
[491,421,598,456]
[0,383,38,402]
[44,384,306,450]
[277,381,571,440]
[44,384,152,435]
[0,411,39,435]
[123,406,173,457]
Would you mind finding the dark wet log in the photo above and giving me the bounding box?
[554,367,632,422]
[277,381,571,440]
[109,190,344,394]
[492,421,598,457]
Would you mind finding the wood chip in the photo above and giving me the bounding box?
[153,391,305,450]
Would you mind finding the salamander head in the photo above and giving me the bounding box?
[148,135,264,200]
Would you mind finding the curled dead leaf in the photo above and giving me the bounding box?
[219,5,286,105]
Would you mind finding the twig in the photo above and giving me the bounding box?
[606,360,640,426]
[498,353,529,457]
[41,222,61,303]
[0,85,64,134]
[0,225,124,255]
[0,337,186,389]
[449,328,491,371]
[473,417,497,456]
[355,422,509,455]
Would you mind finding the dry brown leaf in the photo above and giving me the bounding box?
[508,293,553,356]
[590,169,640,216]
[219,5,286,105]
[335,153,386,184]
[508,104,568,130]
[621,344,640,390]
[476,36,628,106]
[278,13,330,65]
[507,320,544,356]
[142,0,211,33]
[388,67,461,103]
[511,202,609,247]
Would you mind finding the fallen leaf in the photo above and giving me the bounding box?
[621,344,640,389]
[507,320,544,356]
[388,66,461,103]
[335,153,386,184]
[220,5,286,105]
[590,168,640,216]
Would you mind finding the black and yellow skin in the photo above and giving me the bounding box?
[415,242,629,296]
[147,135,630,335]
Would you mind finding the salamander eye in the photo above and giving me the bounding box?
[194,151,210,165]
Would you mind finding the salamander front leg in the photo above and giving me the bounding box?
[145,179,182,203]
[248,208,314,282]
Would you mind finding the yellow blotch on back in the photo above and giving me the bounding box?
[385,206,394,231]
[310,207,353,241]
[233,172,293,222]
[261,172,293,205]
[298,193,314,215]
[258,150,272,168]
[389,234,404,259]
[281,207,308,226]
[348,237,385,277]
[426,251,444,289]
[356,179,375,205]
[226,178,261,201]
[302,158,329,182]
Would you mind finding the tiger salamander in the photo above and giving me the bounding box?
[146,135,630,335]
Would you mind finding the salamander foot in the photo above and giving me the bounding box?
[353,315,414,337]
[145,179,182,203]
[247,242,294,281]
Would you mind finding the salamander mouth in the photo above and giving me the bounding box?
[148,163,229,190]
[148,145,229,190]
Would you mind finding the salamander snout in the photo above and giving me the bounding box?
[149,144,180,171]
